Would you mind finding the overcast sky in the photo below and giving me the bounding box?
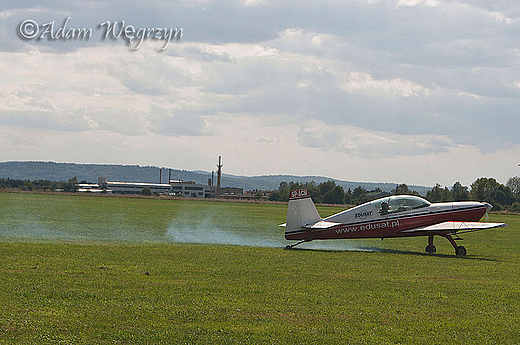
[1,0,519,187]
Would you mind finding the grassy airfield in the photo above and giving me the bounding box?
[0,192,519,344]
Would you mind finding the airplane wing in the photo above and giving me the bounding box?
[401,221,506,234]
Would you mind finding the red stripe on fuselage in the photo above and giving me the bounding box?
[284,206,486,241]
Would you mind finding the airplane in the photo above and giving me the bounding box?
[280,189,506,255]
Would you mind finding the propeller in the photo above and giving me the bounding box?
[483,202,493,222]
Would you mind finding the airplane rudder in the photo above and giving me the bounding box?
[285,189,321,231]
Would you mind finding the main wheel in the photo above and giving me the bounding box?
[425,245,436,254]
[455,246,467,256]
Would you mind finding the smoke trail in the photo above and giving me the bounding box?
[166,210,371,251]
[166,215,284,247]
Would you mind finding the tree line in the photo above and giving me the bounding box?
[0,177,79,192]
[268,176,520,212]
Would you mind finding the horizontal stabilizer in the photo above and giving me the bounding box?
[401,221,506,234]
[279,220,341,229]
[304,220,343,229]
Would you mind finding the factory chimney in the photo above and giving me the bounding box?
[216,156,223,198]
[159,168,162,184]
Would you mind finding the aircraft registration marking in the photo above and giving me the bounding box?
[290,189,310,199]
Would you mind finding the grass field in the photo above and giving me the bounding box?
[0,192,519,344]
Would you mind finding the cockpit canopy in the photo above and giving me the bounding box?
[370,195,431,216]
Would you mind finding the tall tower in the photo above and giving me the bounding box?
[216,156,223,198]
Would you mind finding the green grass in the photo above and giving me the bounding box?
[0,192,519,344]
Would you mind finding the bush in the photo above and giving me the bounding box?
[141,187,152,196]
[508,202,520,213]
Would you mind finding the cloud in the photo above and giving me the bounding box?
[297,120,453,157]
[342,72,431,98]
[255,135,280,143]
[150,107,220,137]
[396,0,439,8]
[0,80,57,112]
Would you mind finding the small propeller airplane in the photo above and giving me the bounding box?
[280,189,506,255]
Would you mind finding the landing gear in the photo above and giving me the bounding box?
[426,234,467,256]
[425,245,436,254]
[455,246,467,256]
[442,234,467,256]
[285,239,310,250]
[425,235,436,254]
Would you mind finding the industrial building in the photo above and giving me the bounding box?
[170,180,214,198]
[76,157,229,199]
[78,177,215,198]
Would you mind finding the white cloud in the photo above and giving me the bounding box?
[0,80,57,112]
[241,0,269,6]
[396,0,439,7]
[297,120,452,158]
[342,72,431,98]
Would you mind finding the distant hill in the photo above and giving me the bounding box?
[0,161,431,195]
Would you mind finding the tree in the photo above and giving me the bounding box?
[268,181,299,202]
[509,202,520,213]
[344,188,353,205]
[318,180,336,197]
[358,193,377,205]
[394,184,415,195]
[351,186,367,205]
[141,187,152,196]
[495,184,513,207]
[323,185,344,204]
[451,181,469,201]
[24,181,34,191]
[426,184,445,202]
[268,191,280,201]
[64,177,78,192]
[305,181,322,203]
[469,177,513,209]
[253,190,262,200]
[470,178,499,203]
[506,176,520,196]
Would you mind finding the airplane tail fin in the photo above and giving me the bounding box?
[285,189,321,233]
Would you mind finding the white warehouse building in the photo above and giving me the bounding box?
[78,178,215,198]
